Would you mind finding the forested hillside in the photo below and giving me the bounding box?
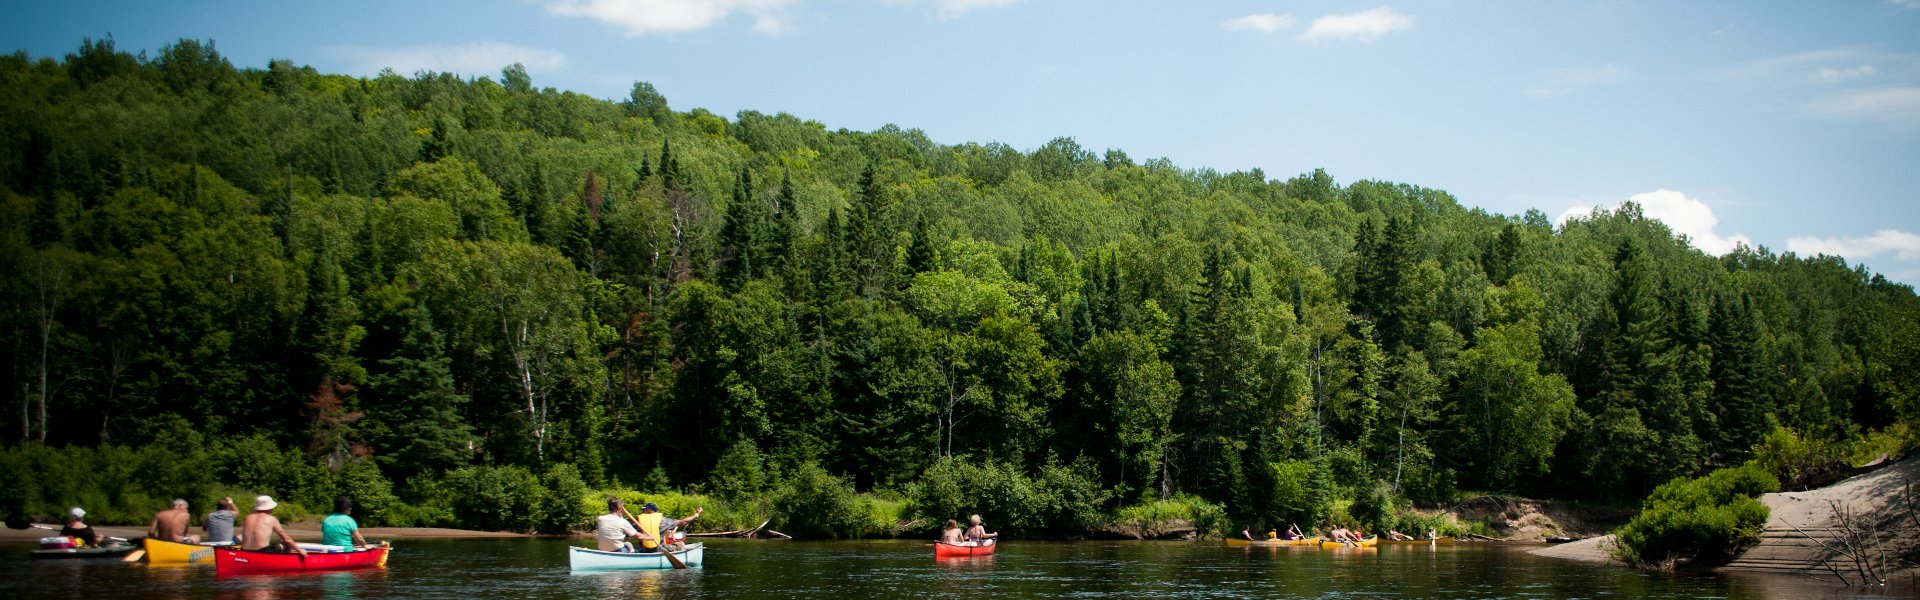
[3,39,1916,533]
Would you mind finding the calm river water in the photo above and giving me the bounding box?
[2,538,1911,599]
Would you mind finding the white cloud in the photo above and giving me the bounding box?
[935,0,1020,19]
[1300,6,1414,43]
[1811,64,1877,83]
[543,0,794,36]
[1223,13,1296,34]
[1713,47,1871,84]
[1806,86,1920,129]
[1788,230,1920,261]
[1556,190,1752,255]
[332,43,567,77]
[1524,64,1631,99]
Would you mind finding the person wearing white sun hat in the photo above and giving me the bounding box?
[239,495,305,557]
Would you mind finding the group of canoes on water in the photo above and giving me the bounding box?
[29,495,389,575]
[28,494,708,573]
[1227,523,1453,548]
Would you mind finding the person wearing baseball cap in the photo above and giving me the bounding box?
[627,501,702,553]
[60,507,100,547]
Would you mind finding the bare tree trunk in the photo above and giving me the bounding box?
[33,255,66,445]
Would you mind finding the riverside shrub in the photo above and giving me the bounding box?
[772,461,874,538]
[1613,463,1777,568]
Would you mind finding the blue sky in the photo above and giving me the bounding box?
[6,0,1920,283]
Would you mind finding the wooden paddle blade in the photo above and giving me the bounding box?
[663,546,688,569]
[123,549,146,562]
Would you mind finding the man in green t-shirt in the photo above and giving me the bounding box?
[320,496,368,549]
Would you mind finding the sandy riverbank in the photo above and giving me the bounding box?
[1528,455,1920,578]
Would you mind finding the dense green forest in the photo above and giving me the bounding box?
[3,39,1917,535]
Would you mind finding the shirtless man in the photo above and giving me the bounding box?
[239,495,306,558]
[147,499,199,544]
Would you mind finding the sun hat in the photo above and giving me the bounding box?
[69,507,85,518]
[641,502,660,512]
[254,495,278,511]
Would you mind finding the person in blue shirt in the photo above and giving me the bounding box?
[320,496,368,549]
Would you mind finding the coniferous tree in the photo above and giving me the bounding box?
[718,167,761,291]
[1708,290,1773,463]
[906,216,937,275]
[369,304,473,479]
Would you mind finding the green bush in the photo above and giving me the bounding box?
[442,465,543,531]
[216,434,336,510]
[333,460,400,526]
[1349,479,1398,531]
[536,463,589,533]
[1751,426,1847,491]
[1613,463,1778,568]
[1381,509,1459,538]
[1267,459,1330,528]
[903,457,1041,531]
[707,440,770,502]
[1112,494,1228,537]
[1033,455,1112,532]
[387,476,456,527]
[773,461,876,538]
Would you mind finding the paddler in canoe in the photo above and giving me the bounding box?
[1284,523,1305,540]
[630,501,702,552]
[240,495,307,558]
[147,498,199,544]
[204,497,239,545]
[597,498,703,553]
[943,519,965,544]
[964,514,998,543]
[1329,525,1357,544]
[594,498,645,552]
[321,496,369,549]
[1387,529,1414,541]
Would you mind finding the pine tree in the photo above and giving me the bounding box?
[844,164,885,296]
[768,171,799,279]
[906,216,937,275]
[1708,290,1773,463]
[371,305,473,478]
[717,167,762,291]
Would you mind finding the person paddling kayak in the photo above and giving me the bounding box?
[61,508,99,547]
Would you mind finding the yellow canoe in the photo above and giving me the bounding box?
[1377,536,1454,546]
[1319,536,1378,549]
[142,538,220,565]
[1225,536,1323,547]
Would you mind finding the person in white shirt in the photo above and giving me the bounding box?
[593,498,647,552]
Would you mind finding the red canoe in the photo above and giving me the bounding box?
[935,539,996,558]
[214,546,389,576]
